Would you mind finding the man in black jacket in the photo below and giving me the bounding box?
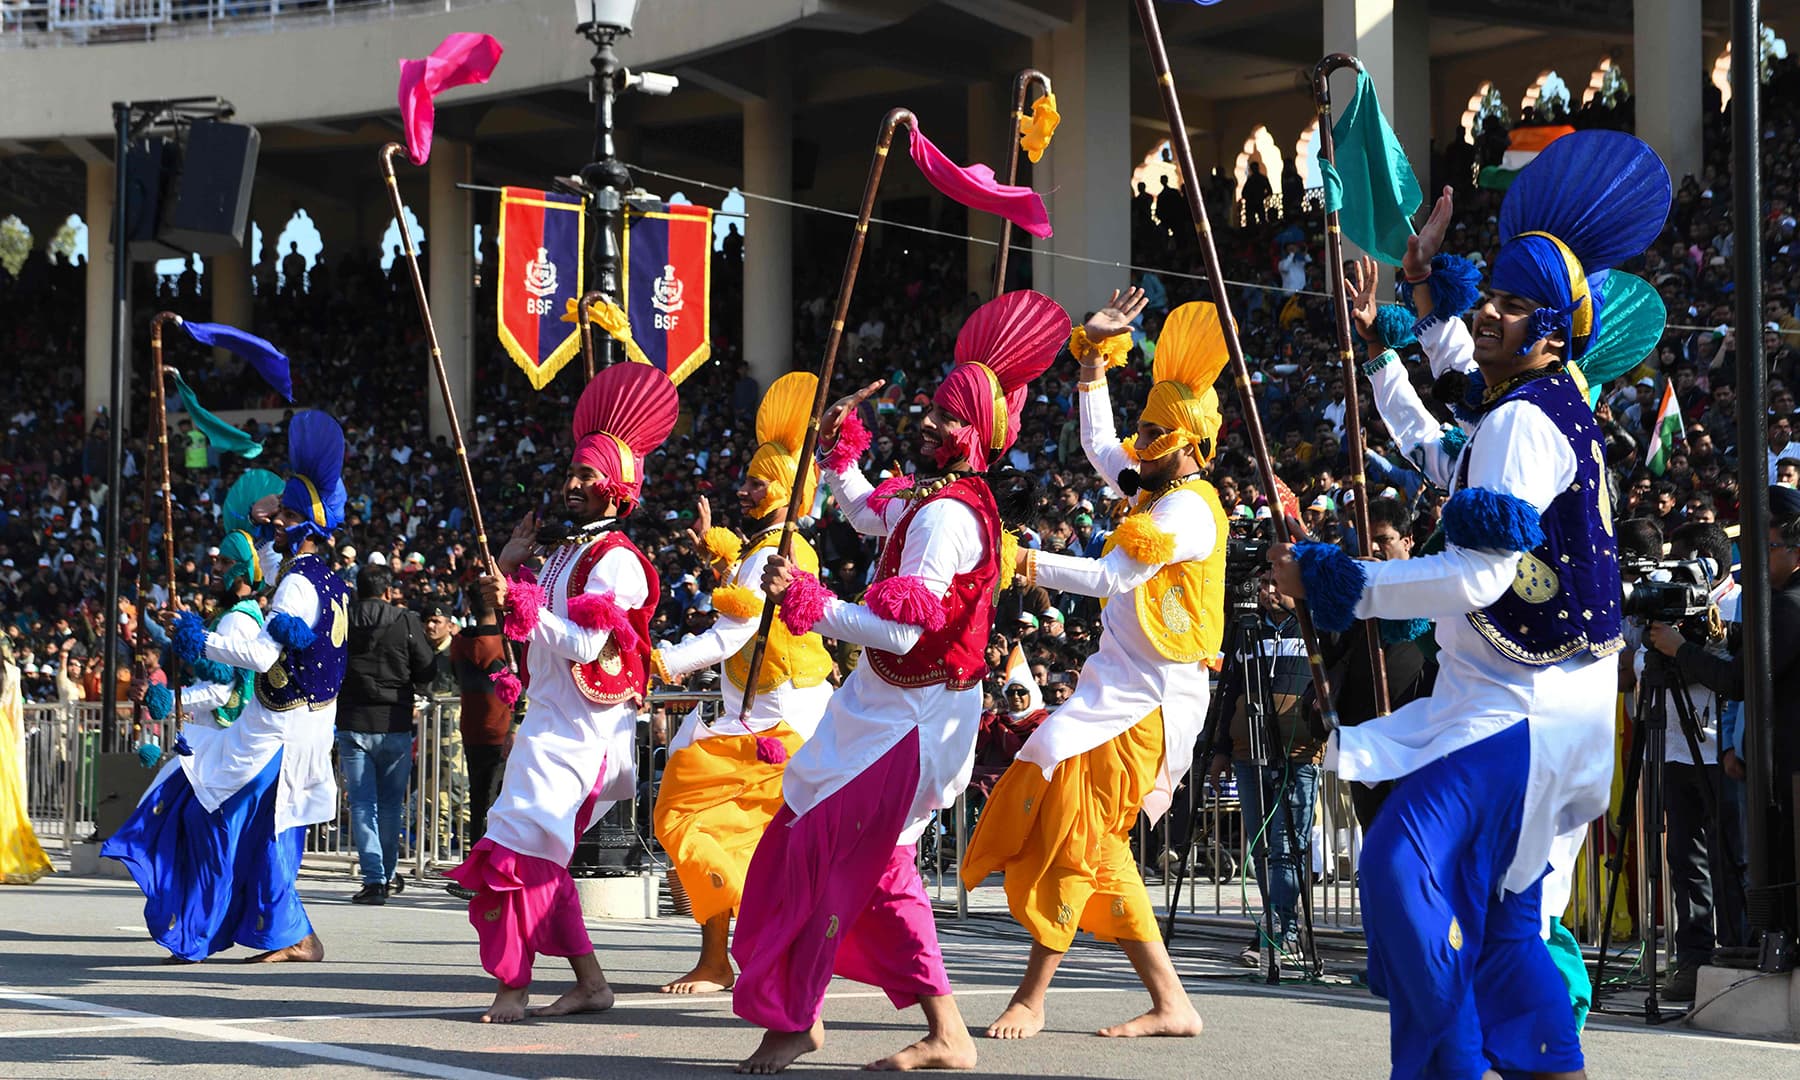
[339,564,435,904]
[1650,486,1800,941]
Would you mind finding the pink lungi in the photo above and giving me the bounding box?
[445,755,611,988]
[732,729,953,1031]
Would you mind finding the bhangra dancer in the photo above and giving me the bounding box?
[962,289,1216,1041]
[1273,130,1669,1078]
[1,635,52,885]
[732,290,1067,1074]
[170,469,284,729]
[446,363,677,1024]
[650,372,834,995]
[106,413,352,964]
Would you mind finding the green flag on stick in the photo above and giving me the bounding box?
[1319,70,1422,266]
[169,370,263,460]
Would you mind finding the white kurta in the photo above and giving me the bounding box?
[181,569,339,832]
[175,607,260,719]
[780,463,984,845]
[1016,378,1216,823]
[658,538,831,750]
[483,538,648,867]
[1342,338,1614,896]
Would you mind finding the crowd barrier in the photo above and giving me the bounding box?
[19,694,1675,971]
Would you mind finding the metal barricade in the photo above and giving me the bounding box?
[19,701,114,851]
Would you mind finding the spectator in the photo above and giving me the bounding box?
[449,589,510,858]
[338,563,435,905]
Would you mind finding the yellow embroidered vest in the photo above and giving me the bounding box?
[723,531,836,693]
[1101,476,1228,668]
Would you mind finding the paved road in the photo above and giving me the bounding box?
[0,873,1792,1078]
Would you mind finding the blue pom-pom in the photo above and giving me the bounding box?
[1372,304,1417,350]
[1442,486,1545,554]
[145,683,174,722]
[137,743,163,769]
[267,612,316,651]
[1293,542,1367,634]
[185,655,236,688]
[173,734,192,757]
[170,611,208,664]
[1425,254,1484,322]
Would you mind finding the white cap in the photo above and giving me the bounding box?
[368,552,388,566]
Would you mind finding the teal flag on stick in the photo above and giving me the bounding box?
[169,371,263,460]
[1319,70,1421,266]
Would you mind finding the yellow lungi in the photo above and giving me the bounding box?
[652,723,803,926]
[961,711,1164,951]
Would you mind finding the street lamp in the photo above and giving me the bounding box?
[574,0,678,371]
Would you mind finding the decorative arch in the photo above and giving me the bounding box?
[713,187,746,252]
[1715,27,1791,109]
[49,213,86,266]
[377,207,421,272]
[1462,81,1509,142]
[1232,126,1286,221]
[1130,139,1181,201]
[1294,119,1322,191]
[1521,70,1572,120]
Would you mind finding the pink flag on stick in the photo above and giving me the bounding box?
[398,32,505,165]
[907,124,1052,239]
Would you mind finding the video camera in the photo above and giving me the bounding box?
[1224,524,1271,610]
[1620,556,1713,625]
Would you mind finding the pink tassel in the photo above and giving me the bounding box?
[568,591,642,653]
[489,670,522,706]
[778,570,833,635]
[755,735,789,765]
[866,574,947,632]
[502,574,544,642]
[866,474,915,516]
[821,412,872,474]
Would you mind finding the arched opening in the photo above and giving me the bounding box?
[1130,139,1181,200]
[0,216,32,277]
[1583,56,1630,107]
[1232,125,1285,223]
[49,213,87,266]
[713,187,746,253]
[1715,28,1790,109]
[378,206,422,273]
[1294,120,1322,191]
[1521,70,1572,121]
[1463,81,1509,142]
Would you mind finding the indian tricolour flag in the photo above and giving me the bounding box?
[1646,380,1684,476]
[1478,124,1577,191]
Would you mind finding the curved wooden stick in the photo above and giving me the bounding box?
[149,313,183,729]
[993,69,1052,297]
[578,289,606,382]
[735,108,917,724]
[1133,0,1339,728]
[1312,52,1392,718]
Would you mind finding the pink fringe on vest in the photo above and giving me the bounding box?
[866,574,946,632]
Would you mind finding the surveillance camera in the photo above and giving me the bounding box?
[628,70,680,97]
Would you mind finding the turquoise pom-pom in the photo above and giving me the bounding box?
[1372,304,1418,350]
[145,683,174,722]
[137,743,163,769]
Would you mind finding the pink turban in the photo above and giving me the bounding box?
[571,364,680,512]
[930,290,1068,470]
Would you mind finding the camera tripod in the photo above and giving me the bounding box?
[1592,640,1729,1022]
[1165,594,1320,983]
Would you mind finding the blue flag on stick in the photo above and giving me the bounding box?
[178,319,293,401]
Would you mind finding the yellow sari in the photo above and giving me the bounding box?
[1,659,52,884]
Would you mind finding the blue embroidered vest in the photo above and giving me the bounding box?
[1455,367,1623,666]
[213,598,266,726]
[255,553,352,711]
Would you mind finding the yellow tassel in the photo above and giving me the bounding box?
[997,530,1021,590]
[711,584,764,620]
[1019,91,1060,164]
[1112,514,1177,565]
[701,527,743,569]
[1069,326,1132,370]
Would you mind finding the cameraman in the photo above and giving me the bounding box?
[1649,487,1800,942]
[1634,522,1747,999]
[1204,579,1323,966]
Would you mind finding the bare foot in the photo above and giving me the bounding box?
[737,1022,824,1074]
[659,963,735,994]
[481,984,530,1024]
[865,1031,979,1071]
[533,980,615,1017]
[244,933,324,964]
[984,1000,1044,1040]
[1097,1004,1203,1039]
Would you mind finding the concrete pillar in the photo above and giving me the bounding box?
[966,78,1007,297]
[742,40,794,393]
[1030,0,1131,320]
[208,242,254,369]
[84,159,117,431]
[427,139,473,442]
[1324,0,1430,265]
[1636,0,1704,185]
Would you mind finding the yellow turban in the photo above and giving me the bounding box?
[747,371,820,520]
[1124,301,1229,464]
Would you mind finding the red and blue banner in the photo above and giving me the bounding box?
[623,202,712,386]
[498,186,585,390]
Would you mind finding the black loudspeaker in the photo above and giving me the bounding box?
[158,120,260,256]
[93,753,158,842]
[124,136,186,263]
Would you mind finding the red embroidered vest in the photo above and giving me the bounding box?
[865,477,1001,691]
[557,532,660,707]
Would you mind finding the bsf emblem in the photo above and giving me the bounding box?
[651,264,685,314]
[524,247,559,298]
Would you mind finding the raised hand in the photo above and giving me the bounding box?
[819,379,886,446]
[1084,287,1149,341]
[685,496,714,550]
[1348,256,1381,343]
[496,512,538,576]
[1402,186,1454,283]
